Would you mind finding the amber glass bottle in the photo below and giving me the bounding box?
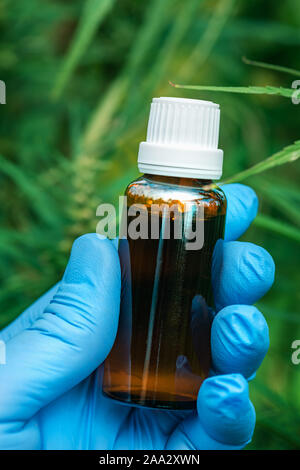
[102,97,227,409]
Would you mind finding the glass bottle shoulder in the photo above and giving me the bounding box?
[125,174,226,218]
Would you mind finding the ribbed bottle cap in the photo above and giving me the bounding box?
[138,97,223,179]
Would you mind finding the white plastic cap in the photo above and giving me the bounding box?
[138,97,223,179]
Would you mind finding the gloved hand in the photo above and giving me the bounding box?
[0,183,274,450]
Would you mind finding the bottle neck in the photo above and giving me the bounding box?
[143,173,213,189]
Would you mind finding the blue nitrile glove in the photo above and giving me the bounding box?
[0,183,274,450]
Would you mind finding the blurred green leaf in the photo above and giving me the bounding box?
[242,56,300,77]
[253,214,300,243]
[0,155,62,227]
[52,0,115,99]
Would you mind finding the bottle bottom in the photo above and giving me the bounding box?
[102,387,198,410]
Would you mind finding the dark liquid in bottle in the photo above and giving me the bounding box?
[103,175,226,409]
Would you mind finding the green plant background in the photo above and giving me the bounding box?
[0,0,299,449]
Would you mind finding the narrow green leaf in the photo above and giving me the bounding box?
[132,0,202,110]
[179,0,236,79]
[252,178,300,226]
[124,0,175,80]
[52,0,115,99]
[242,56,300,77]
[98,0,206,151]
[253,213,300,243]
[257,301,300,324]
[255,417,300,449]
[219,141,300,185]
[170,81,295,99]
[253,380,300,420]
[0,155,61,226]
[223,19,300,46]
[143,0,201,87]
[81,0,174,155]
